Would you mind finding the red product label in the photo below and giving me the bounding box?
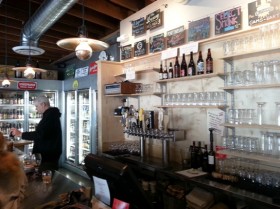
[17,82,37,90]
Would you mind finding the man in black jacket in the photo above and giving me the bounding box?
[11,95,62,172]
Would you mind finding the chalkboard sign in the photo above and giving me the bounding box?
[166,26,185,48]
[121,45,132,60]
[75,66,89,78]
[248,0,280,26]
[188,17,210,42]
[215,6,242,35]
[134,40,147,57]
[64,64,76,80]
[132,17,146,36]
[149,33,165,53]
[146,9,163,30]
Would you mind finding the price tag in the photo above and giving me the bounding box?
[180,42,198,56]
[126,70,135,80]
[161,48,178,60]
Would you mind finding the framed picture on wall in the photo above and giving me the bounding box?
[132,17,146,36]
[121,45,132,60]
[215,6,242,35]
[75,66,89,78]
[149,33,165,53]
[146,9,163,30]
[134,40,147,57]
[166,26,185,48]
[188,17,210,42]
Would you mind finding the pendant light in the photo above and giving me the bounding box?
[12,0,47,78]
[56,0,109,60]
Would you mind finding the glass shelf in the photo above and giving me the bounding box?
[222,123,280,130]
[156,105,227,109]
[222,83,280,91]
[217,149,280,166]
[156,73,224,83]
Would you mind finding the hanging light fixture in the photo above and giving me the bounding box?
[56,0,109,60]
[12,0,47,78]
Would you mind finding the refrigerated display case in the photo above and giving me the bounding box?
[63,75,98,175]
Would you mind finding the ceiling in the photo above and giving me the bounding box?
[0,0,155,70]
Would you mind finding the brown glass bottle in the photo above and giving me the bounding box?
[163,63,168,79]
[187,51,196,76]
[190,141,197,169]
[197,51,204,75]
[206,48,213,74]
[159,62,163,80]
[208,128,215,173]
[180,53,187,77]
[174,56,180,78]
[168,62,173,79]
[202,144,208,172]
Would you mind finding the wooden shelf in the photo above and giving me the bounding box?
[222,123,280,130]
[222,83,280,90]
[220,46,280,61]
[105,92,163,97]
[156,73,224,83]
[155,105,227,109]
[217,149,280,166]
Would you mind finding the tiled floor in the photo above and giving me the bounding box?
[58,167,92,188]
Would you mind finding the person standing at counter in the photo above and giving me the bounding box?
[11,95,62,172]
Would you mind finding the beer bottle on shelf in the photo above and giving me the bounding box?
[197,51,204,75]
[159,62,163,80]
[202,144,208,172]
[190,141,197,169]
[206,48,213,74]
[187,51,196,76]
[180,53,187,77]
[174,56,180,78]
[168,62,173,79]
[197,141,203,168]
[208,128,215,173]
[163,62,168,79]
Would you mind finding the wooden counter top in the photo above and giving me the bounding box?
[13,140,33,147]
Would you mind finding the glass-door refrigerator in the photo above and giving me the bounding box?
[63,75,97,176]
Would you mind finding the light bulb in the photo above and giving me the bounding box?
[75,41,92,60]
[2,79,10,87]
[24,66,35,79]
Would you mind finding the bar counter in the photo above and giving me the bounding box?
[22,171,81,209]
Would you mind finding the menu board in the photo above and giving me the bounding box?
[248,0,280,26]
[146,9,163,30]
[134,40,147,57]
[188,17,210,42]
[132,17,146,36]
[215,6,242,35]
[149,33,165,53]
[121,45,132,60]
[166,26,185,48]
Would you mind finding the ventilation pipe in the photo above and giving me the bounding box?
[13,0,78,56]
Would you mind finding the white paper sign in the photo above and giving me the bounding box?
[207,109,225,136]
[93,176,111,206]
[126,70,136,80]
[161,48,178,60]
[180,42,199,56]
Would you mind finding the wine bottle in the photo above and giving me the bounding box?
[190,141,197,169]
[180,53,187,77]
[187,51,196,76]
[159,62,163,80]
[206,48,213,74]
[197,51,204,75]
[168,62,173,79]
[163,62,168,79]
[208,128,215,173]
[174,56,180,78]
[202,144,208,172]
[197,141,203,168]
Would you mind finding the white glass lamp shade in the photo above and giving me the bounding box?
[75,41,92,60]
[2,79,10,87]
[24,66,35,79]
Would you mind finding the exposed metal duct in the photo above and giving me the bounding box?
[13,0,78,56]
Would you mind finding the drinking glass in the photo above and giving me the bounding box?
[256,102,266,125]
[31,153,42,173]
[253,61,264,84]
[42,170,52,184]
[227,109,235,124]
[275,102,280,126]
[226,72,234,86]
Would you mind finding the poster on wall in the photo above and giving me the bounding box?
[121,45,132,60]
[149,33,165,53]
[134,40,147,57]
[188,17,210,42]
[215,6,242,35]
[75,66,89,78]
[132,17,146,36]
[89,62,98,75]
[64,63,76,80]
[166,26,185,48]
[146,9,163,30]
[248,0,280,26]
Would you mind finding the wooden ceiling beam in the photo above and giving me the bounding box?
[109,0,144,12]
